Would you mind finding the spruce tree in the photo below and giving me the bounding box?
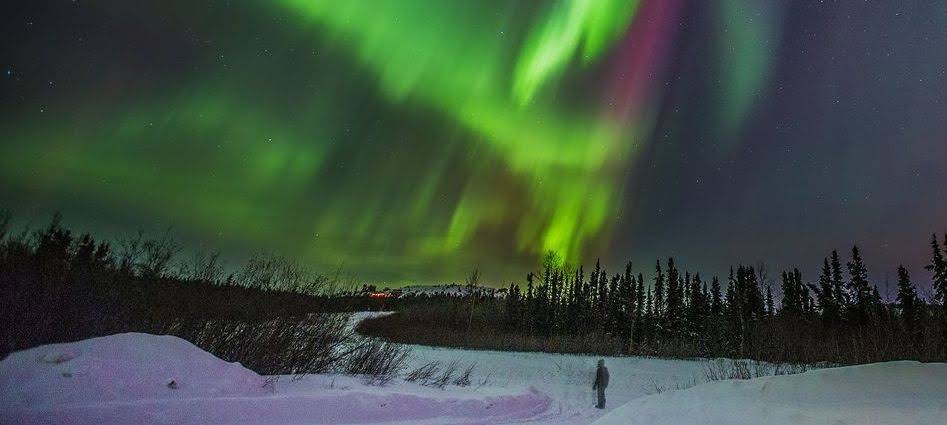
[644,286,654,345]
[896,265,922,354]
[779,268,808,320]
[708,276,724,354]
[526,272,535,302]
[701,280,710,318]
[870,285,883,311]
[743,266,766,321]
[566,266,581,334]
[800,276,813,315]
[814,258,840,329]
[725,268,739,332]
[632,274,646,348]
[525,272,535,334]
[653,260,665,317]
[723,271,739,352]
[619,262,635,348]
[590,260,601,325]
[830,250,848,314]
[535,269,550,337]
[780,271,798,317]
[606,273,620,334]
[846,246,873,327]
[551,269,562,333]
[635,274,645,317]
[733,266,761,355]
[687,273,706,338]
[665,258,682,337]
[925,234,947,352]
[710,277,723,318]
[505,282,520,329]
[926,234,947,305]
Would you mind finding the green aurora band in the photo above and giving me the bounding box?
[0,0,782,283]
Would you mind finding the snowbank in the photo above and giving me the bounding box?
[593,361,947,425]
[0,332,267,406]
[0,333,552,424]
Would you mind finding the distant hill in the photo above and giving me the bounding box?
[397,284,505,298]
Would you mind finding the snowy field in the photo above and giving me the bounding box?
[400,344,707,423]
[2,314,946,424]
[595,361,947,425]
[348,312,711,423]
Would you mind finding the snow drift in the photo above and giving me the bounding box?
[0,333,551,424]
[593,361,947,425]
[1,332,268,406]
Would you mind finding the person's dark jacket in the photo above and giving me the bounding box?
[593,365,609,390]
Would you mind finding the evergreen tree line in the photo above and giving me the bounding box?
[501,237,947,363]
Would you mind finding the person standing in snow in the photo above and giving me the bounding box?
[593,359,609,409]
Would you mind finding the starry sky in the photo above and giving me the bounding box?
[2,1,946,287]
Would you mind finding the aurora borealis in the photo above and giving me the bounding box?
[2,1,946,284]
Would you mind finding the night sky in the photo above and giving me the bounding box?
[2,1,946,287]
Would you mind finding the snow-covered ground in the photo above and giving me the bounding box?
[401,345,706,423]
[2,316,945,424]
[349,311,708,421]
[346,312,710,422]
[595,361,947,425]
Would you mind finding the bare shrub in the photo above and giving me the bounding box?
[431,361,460,388]
[345,339,410,385]
[644,377,698,395]
[465,268,482,287]
[140,228,181,278]
[452,364,475,387]
[117,229,181,278]
[262,376,280,392]
[703,359,819,382]
[118,231,144,274]
[144,312,412,385]
[706,359,752,380]
[238,252,329,295]
[405,361,441,383]
[477,372,493,388]
[151,314,344,375]
[403,360,477,388]
[771,362,818,376]
[324,262,360,295]
[183,251,224,284]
